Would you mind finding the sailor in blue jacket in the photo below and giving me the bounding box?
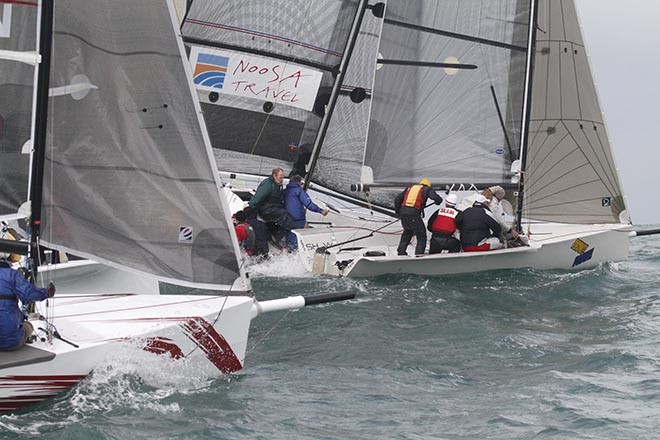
[0,265,54,351]
[283,175,328,250]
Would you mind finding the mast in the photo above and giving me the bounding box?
[303,0,371,190]
[514,0,539,232]
[28,0,55,277]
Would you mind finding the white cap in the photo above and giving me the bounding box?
[475,194,489,205]
[445,193,458,206]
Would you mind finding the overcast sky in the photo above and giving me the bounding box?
[576,1,660,225]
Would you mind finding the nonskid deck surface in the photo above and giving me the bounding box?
[0,346,56,369]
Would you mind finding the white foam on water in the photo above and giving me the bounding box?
[245,252,313,278]
[0,341,234,435]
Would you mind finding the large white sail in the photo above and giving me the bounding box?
[0,2,37,217]
[523,0,628,224]
[40,0,244,290]
[363,0,530,188]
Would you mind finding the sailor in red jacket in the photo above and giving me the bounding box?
[233,211,256,256]
[427,193,461,253]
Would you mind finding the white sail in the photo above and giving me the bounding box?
[0,3,37,216]
[40,0,245,290]
[523,0,628,224]
[363,0,530,187]
[181,0,362,178]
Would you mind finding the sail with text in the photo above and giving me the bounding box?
[181,0,363,177]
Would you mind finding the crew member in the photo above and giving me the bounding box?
[248,167,295,249]
[0,264,55,351]
[427,193,461,253]
[283,175,328,250]
[454,194,502,252]
[394,179,443,256]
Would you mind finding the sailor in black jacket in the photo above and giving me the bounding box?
[393,179,443,255]
[455,194,503,252]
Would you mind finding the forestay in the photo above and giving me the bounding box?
[363,0,530,186]
[0,2,36,217]
[40,0,243,290]
[523,0,627,224]
[181,0,361,177]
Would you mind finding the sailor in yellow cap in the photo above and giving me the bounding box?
[393,179,444,256]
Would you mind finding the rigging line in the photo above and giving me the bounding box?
[246,309,292,355]
[183,256,251,360]
[476,30,515,161]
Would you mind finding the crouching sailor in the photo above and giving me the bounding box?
[455,194,503,252]
[427,193,461,253]
[0,263,55,351]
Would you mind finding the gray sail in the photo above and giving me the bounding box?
[312,5,386,202]
[0,3,36,216]
[363,1,530,186]
[40,0,242,289]
[181,0,360,177]
[523,0,627,224]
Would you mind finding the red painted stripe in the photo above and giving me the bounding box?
[0,0,38,6]
[142,337,184,359]
[463,243,492,252]
[180,318,242,373]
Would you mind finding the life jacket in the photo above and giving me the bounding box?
[430,207,458,234]
[401,185,426,211]
[235,222,256,255]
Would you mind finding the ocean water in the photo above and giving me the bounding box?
[2,232,660,439]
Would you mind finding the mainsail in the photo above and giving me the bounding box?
[39,0,243,289]
[522,0,628,224]
[181,0,362,177]
[363,1,531,187]
[0,2,37,217]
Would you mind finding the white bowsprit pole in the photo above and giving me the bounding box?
[251,291,356,318]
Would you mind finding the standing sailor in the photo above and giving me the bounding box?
[394,179,443,256]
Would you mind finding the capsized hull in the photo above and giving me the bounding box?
[299,223,632,277]
[0,293,255,411]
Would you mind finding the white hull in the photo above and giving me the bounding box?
[297,222,632,277]
[218,171,633,278]
[0,292,307,411]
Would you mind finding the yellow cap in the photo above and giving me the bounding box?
[419,179,431,187]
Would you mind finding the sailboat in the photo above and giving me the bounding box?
[0,0,354,412]
[296,0,641,277]
[177,0,658,278]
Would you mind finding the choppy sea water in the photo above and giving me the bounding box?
[2,231,660,439]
